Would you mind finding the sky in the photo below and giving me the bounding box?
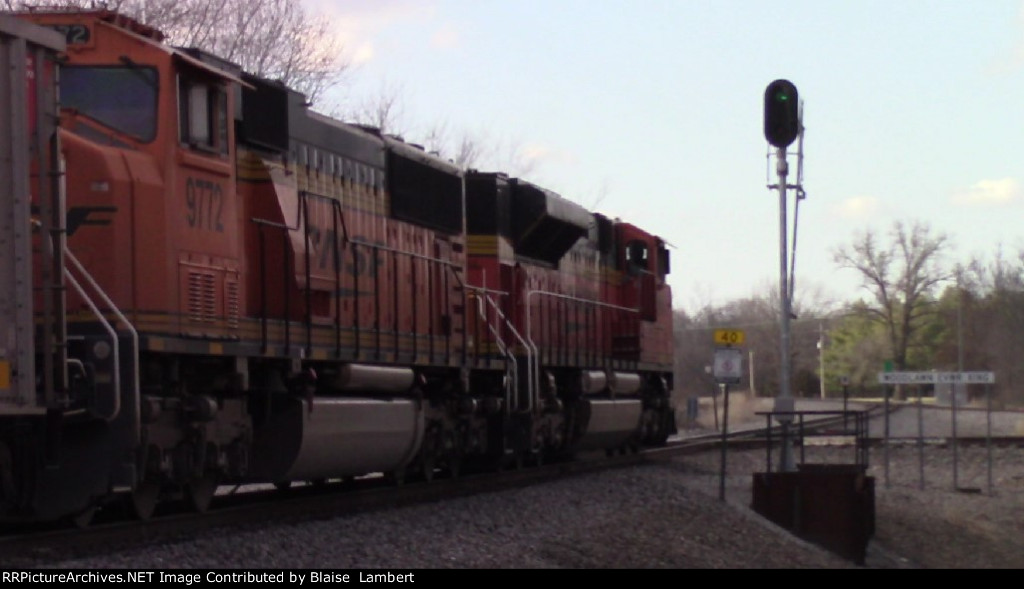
[305,0,1024,315]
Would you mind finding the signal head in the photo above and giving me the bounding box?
[764,79,800,148]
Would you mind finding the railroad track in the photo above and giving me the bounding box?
[0,407,851,566]
[3,403,1017,566]
[0,429,766,567]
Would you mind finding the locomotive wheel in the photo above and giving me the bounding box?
[130,481,161,521]
[186,473,218,513]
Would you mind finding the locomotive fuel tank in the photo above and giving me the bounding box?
[571,399,643,452]
[609,372,642,395]
[248,396,425,483]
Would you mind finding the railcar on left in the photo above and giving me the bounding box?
[0,13,95,525]
[0,10,263,526]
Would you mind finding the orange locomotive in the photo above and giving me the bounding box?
[0,10,676,525]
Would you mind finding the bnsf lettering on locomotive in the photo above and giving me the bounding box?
[185,177,224,232]
[347,241,383,276]
[308,227,382,276]
[308,225,336,270]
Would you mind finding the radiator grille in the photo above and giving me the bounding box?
[187,270,217,323]
[225,279,240,328]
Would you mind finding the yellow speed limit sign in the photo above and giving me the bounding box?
[713,329,745,347]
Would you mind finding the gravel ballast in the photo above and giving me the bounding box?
[27,404,1024,569]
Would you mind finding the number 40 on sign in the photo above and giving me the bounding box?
[713,329,745,346]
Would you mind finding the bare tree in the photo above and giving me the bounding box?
[419,123,527,176]
[450,132,487,170]
[833,220,950,375]
[343,80,408,136]
[340,84,486,173]
[9,0,348,104]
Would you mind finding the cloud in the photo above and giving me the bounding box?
[305,0,433,21]
[520,143,553,163]
[430,24,460,49]
[520,143,578,166]
[832,195,881,219]
[951,178,1023,206]
[348,43,375,66]
[304,0,439,65]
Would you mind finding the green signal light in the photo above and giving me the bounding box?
[764,79,799,148]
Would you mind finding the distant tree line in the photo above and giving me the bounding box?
[674,220,1024,409]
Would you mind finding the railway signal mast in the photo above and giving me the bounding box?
[764,79,804,472]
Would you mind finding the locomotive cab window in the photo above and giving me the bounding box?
[179,75,228,154]
[62,65,158,142]
[625,240,649,274]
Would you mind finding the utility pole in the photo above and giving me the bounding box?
[749,350,756,396]
[764,79,801,472]
[819,321,826,399]
[953,267,963,489]
[775,145,794,471]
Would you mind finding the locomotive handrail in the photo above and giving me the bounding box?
[252,189,349,357]
[471,293,517,414]
[348,236,461,267]
[251,219,294,354]
[525,289,638,409]
[462,279,507,365]
[251,205,462,361]
[447,264,468,365]
[346,238,460,363]
[61,271,119,420]
[468,285,532,414]
[63,247,140,438]
[36,215,140,433]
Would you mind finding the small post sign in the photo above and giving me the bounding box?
[876,371,995,385]
[712,328,744,385]
[713,329,745,347]
[710,328,744,502]
[713,348,743,385]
